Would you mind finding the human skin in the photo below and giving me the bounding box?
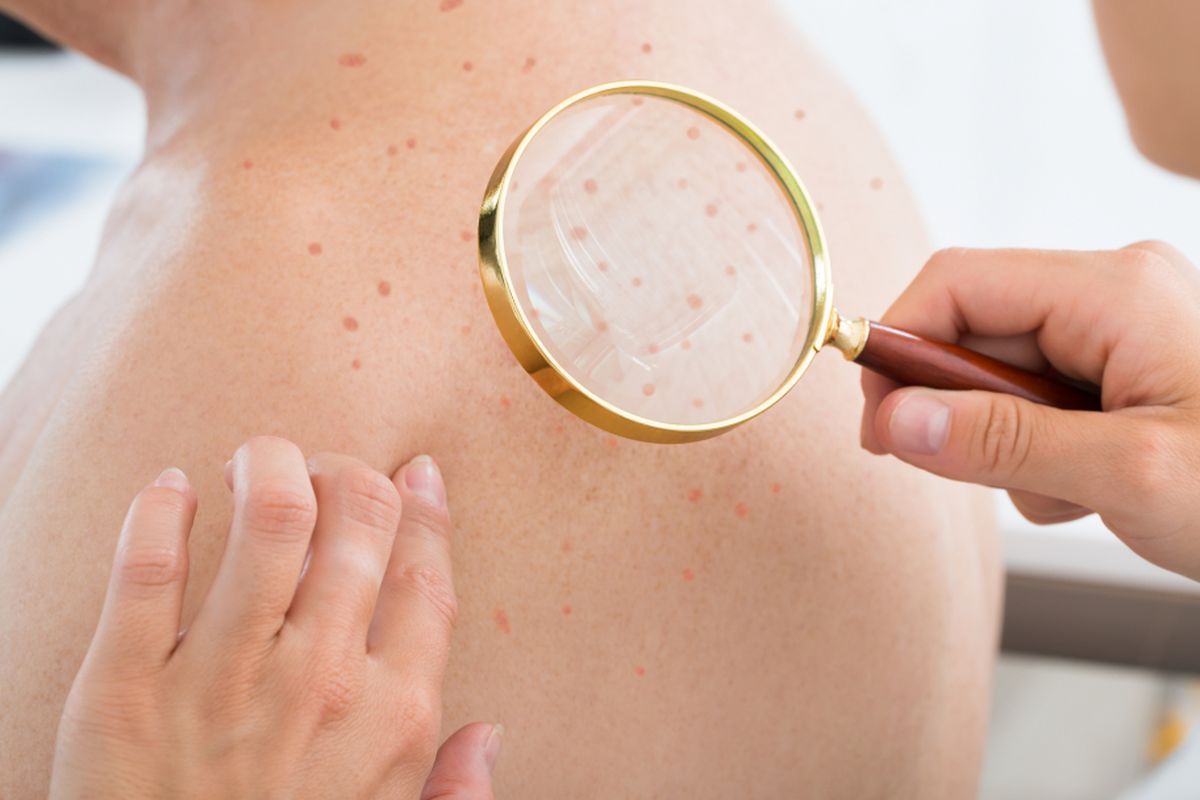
[0,1,998,797]
[50,438,498,799]
[861,242,1200,580]
[1093,0,1200,179]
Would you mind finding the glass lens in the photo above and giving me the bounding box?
[500,91,816,426]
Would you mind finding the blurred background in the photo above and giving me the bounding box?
[2,1,1199,797]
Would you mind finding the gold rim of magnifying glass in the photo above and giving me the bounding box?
[478,80,835,444]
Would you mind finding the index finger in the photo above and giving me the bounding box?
[368,455,457,682]
[863,246,1124,454]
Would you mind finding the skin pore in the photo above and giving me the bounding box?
[0,1,998,797]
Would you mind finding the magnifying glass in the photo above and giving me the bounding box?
[478,81,1099,444]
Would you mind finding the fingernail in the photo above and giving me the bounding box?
[404,455,446,506]
[155,467,190,492]
[484,723,504,773]
[887,393,952,455]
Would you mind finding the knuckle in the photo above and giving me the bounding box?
[972,396,1034,479]
[401,497,452,543]
[390,563,458,628]
[337,467,403,532]
[116,543,187,587]
[392,687,441,756]
[1117,245,1178,300]
[1124,240,1186,271]
[241,481,317,541]
[1122,425,1176,503]
[309,661,364,725]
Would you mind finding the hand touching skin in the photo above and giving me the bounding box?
[861,242,1200,580]
[49,437,498,799]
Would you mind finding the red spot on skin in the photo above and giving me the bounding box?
[641,42,653,54]
[461,230,473,242]
[351,359,361,370]
[725,264,737,277]
[647,343,659,354]
[735,161,747,172]
[687,488,703,502]
[595,320,609,333]
[687,126,700,140]
[387,144,398,156]
[771,482,782,494]
[632,277,643,288]
[462,61,474,72]
[870,177,884,190]
[499,396,511,409]
[682,568,695,581]
[242,159,254,170]
[406,138,418,149]
[529,308,540,319]
[308,242,323,255]
[705,203,719,217]
[742,332,754,343]
[635,666,646,677]
[677,178,688,189]
[632,97,644,107]
[343,317,359,332]
[817,202,825,212]
[686,293,703,310]
[642,383,655,397]
[493,609,511,634]
[681,339,692,350]
[794,108,807,121]
[378,280,391,296]
[692,398,705,409]
[561,538,574,553]
[439,0,463,10]
[746,223,758,233]
[522,56,536,73]
[605,436,619,449]
[597,261,609,272]
[571,226,588,240]
[735,502,749,519]
[330,119,341,130]
[460,324,471,336]
[338,53,367,67]
[562,604,572,616]
[584,178,598,193]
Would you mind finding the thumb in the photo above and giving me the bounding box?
[420,722,501,800]
[873,387,1133,510]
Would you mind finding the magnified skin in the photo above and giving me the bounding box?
[0,1,997,797]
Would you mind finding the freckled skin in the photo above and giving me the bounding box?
[0,2,998,797]
[342,316,359,331]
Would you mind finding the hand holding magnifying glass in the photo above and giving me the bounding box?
[861,241,1200,581]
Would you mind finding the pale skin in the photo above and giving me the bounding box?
[0,1,999,797]
[50,438,499,799]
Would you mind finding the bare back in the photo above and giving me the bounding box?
[0,2,999,796]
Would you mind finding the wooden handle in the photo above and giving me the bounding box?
[855,321,1101,411]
